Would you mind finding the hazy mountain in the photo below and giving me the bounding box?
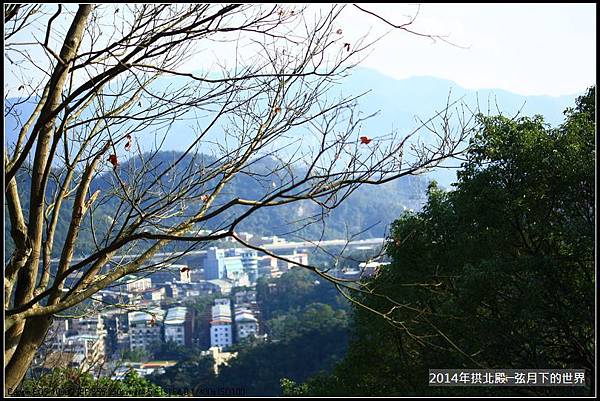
[5,68,581,188]
[5,68,582,257]
[5,151,428,259]
[334,69,580,185]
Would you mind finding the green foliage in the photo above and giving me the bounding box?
[4,155,428,262]
[16,368,167,397]
[120,347,149,363]
[151,340,195,361]
[257,268,348,323]
[148,354,215,396]
[267,302,348,341]
[205,319,349,396]
[296,87,595,396]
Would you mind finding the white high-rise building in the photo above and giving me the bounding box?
[210,302,233,349]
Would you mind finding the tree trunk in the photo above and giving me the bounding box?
[4,5,92,392]
[4,316,52,395]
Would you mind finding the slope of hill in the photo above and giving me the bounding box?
[5,68,583,258]
[5,68,581,187]
[5,151,428,259]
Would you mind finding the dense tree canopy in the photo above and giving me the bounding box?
[14,369,167,397]
[289,87,595,396]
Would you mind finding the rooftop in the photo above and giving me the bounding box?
[128,308,166,324]
[212,304,232,319]
[235,312,257,323]
[165,306,188,325]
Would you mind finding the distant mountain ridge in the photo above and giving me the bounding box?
[334,69,580,185]
[5,150,429,259]
[5,68,581,188]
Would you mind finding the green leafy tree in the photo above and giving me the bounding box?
[295,87,595,396]
[15,368,167,397]
[257,269,348,322]
[148,354,215,396]
[120,347,149,363]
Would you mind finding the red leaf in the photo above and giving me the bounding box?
[336,29,343,35]
[201,194,209,202]
[108,154,119,168]
[360,136,372,145]
[273,106,281,113]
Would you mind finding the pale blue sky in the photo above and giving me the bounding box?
[331,3,596,96]
[4,4,596,97]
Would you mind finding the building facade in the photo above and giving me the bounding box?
[128,308,166,351]
[234,307,259,341]
[210,300,233,349]
[164,306,194,347]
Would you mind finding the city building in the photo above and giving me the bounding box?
[204,247,248,284]
[164,306,194,347]
[225,249,259,283]
[156,282,179,299]
[128,308,166,351]
[257,256,283,278]
[41,315,107,374]
[278,250,309,270]
[357,261,389,277]
[99,289,135,305]
[256,251,309,278]
[235,231,254,243]
[253,235,287,246]
[234,307,259,341]
[142,287,166,302]
[214,298,230,306]
[45,332,106,373]
[189,268,204,282]
[114,274,152,293]
[210,300,233,349]
[205,279,234,295]
[234,290,257,306]
[148,263,191,286]
[68,315,107,337]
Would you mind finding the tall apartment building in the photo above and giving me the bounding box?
[43,316,106,374]
[128,308,166,351]
[204,247,245,281]
[226,249,259,283]
[234,307,259,341]
[164,306,194,347]
[210,299,233,349]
